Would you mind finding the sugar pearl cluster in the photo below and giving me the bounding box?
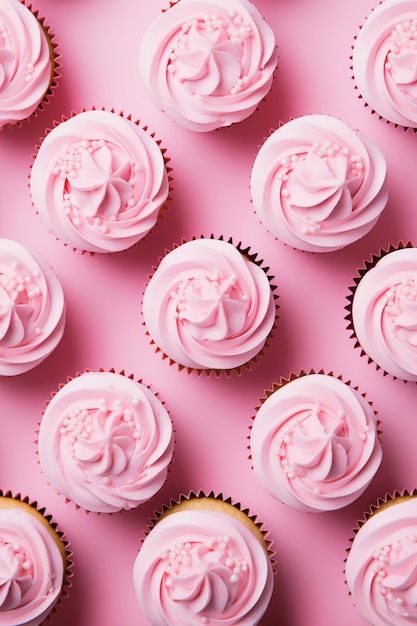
[59,397,142,453]
[170,270,244,319]
[386,19,417,69]
[384,279,417,318]
[0,261,41,303]
[0,539,33,578]
[372,536,417,615]
[167,12,252,95]
[160,535,248,590]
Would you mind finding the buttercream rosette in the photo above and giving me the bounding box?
[0,490,72,626]
[345,489,417,626]
[0,238,66,376]
[352,0,417,130]
[249,370,382,512]
[346,242,417,382]
[0,0,60,130]
[138,0,278,132]
[133,491,275,626]
[30,108,171,253]
[36,369,175,514]
[250,114,388,252]
[142,235,278,377]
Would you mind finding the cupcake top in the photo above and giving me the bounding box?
[37,370,175,513]
[351,245,417,382]
[250,373,382,511]
[0,0,56,130]
[352,0,417,129]
[133,495,274,626]
[250,114,388,253]
[138,0,278,132]
[0,238,65,376]
[30,109,170,253]
[142,237,277,373]
[0,495,67,626]
[345,495,417,625]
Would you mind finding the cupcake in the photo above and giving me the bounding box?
[138,0,278,132]
[133,491,275,626]
[346,242,417,382]
[345,490,417,625]
[0,0,59,130]
[249,371,382,512]
[36,369,175,513]
[0,238,66,376]
[30,108,171,254]
[351,0,417,130]
[250,114,388,253]
[142,236,278,377]
[0,490,71,626]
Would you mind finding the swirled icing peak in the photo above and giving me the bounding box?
[352,0,417,128]
[37,371,174,513]
[346,497,417,625]
[0,499,65,626]
[138,0,278,131]
[142,238,276,372]
[133,501,274,625]
[250,373,382,511]
[351,247,417,382]
[0,0,55,129]
[0,239,65,376]
[250,114,388,252]
[30,110,170,253]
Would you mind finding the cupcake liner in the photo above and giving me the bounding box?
[142,234,279,379]
[248,369,382,512]
[2,1,60,131]
[345,240,417,381]
[29,106,173,255]
[0,489,73,624]
[350,1,417,133]
[35,368,175,514]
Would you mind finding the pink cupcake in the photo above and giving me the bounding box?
[0,490,72,625]
[30,108,171,254]
[37,369,175,513]
[0,0,59,130]
[142,236,278,377]
[0,238,66,376]
[138,0,278,132]
[133,491,275,626]
[249,370,382,512]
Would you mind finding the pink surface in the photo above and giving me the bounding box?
[1,0,417,624]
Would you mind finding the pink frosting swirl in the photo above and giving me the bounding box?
[0,503,64,626]
[0,239,65,376]
[0,0,53,129]
[30,110,169,253]
[142,238,276,371]
[133,507,274,625]
[352,0,417,128]
[250,374,382,511]
[37,371,174,513]
[352,247,417,382]
[139,0,278,131]
[250,115,388,252]
[346,498,417,626]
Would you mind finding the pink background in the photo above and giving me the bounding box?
[1,0,417,624]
